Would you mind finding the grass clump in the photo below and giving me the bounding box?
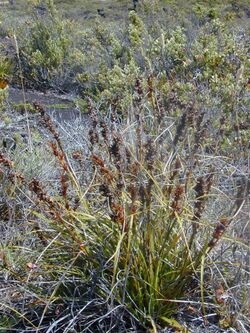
[0,0,249,332]
[0,82,249,331]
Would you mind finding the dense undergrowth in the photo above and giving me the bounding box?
[0,0,249,332]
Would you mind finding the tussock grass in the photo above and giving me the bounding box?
[0,0,249,332]
[0,84,249,331]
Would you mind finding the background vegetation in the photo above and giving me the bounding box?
[0,0,249,332]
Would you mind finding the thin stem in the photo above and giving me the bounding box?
[13,33,33,152]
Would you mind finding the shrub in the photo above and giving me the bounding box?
[9,1,248,120]
[0,56,11,106]
[15,0,85,91]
